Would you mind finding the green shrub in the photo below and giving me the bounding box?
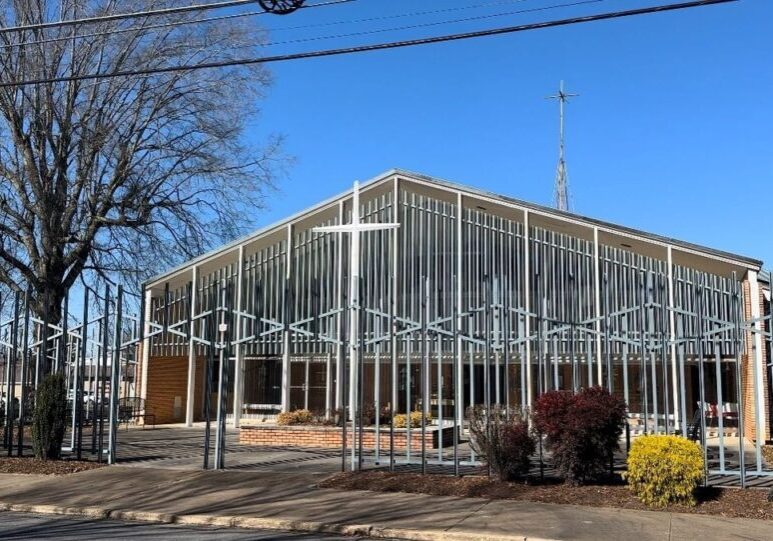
[276,409,314,426]
[31,373,67,460]
[623,434,704,507]
[393,410,431,428]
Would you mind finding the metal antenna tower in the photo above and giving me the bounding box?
[546,81,578,212]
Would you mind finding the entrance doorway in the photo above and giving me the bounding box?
[290,357,328,412]
[242,357,282,414]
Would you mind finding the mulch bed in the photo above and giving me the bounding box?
[0,457,105,476]
[320,471,773,521]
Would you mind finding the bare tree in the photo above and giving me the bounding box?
[0,0,285,321]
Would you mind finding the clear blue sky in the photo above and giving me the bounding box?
[247,0,771,265]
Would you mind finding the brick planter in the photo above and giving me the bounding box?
[239,424,457,450]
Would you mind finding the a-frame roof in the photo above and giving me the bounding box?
[146,169,762,289]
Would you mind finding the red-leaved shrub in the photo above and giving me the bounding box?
[468,405,536,481]
[500,417,536,479]
[533,386,627,485]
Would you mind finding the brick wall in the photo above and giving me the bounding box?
[239,425,456,450]
[741,279,770,443]
[145,355,205,425]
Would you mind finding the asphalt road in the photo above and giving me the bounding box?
[0,511,387,540]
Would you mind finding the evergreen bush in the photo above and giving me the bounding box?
[31,373,67,460]
[624,434,704,507]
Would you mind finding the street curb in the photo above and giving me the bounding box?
[0,501,559,541]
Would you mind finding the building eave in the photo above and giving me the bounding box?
[144,169,401,288]
[389,168,763,270]
[144,168,763,290]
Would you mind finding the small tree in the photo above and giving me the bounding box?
[31,373,67,460]
[533,387,627,485]
[468,405,536,481]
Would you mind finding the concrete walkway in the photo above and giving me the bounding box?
[115,426,343,473]
[0,467,771,541]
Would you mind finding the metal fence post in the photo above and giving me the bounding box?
[17,289,31,457]
[108,286,123,465]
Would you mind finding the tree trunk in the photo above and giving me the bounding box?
[29,283,65,326]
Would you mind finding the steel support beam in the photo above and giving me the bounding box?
[335,200,345,410]
[108,285,123,464]
[185,265,199,426]
[524,210,533,409]
[348,186,361,416]
[456,191,464,426]
[747,270,768,447]
[390,177,399,470]
[233,246,245,427]
[666,246,679,428]
[281,224,293,412]
[139,288,152,402]
[593,227,602,385]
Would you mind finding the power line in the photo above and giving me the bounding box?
[0,0,738,89]
[0,0,575,55]
[272,0,537,32]
[0,0,355,51]
[259,0,605,50]
[0,0,261,35]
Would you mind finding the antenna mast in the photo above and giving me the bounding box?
[546,81,578,211]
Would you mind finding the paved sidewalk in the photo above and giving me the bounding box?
[0,467,771,540]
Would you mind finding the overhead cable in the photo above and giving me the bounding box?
[0,0,355,50]
[0,0,738,89]
[0,0,261,35]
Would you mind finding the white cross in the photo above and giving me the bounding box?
[313,180,399,470]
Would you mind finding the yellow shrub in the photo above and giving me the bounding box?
[411,410,431,427]
[276,409,314,426]
[294,409,314,424]
[393,411,432,428]
[623,435,704,507]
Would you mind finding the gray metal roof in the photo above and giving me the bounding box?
[396,168,763,267]
[146,168,763,287]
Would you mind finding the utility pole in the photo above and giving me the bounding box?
[546,81,578,212]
